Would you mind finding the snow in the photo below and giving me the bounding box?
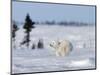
[12,25,96,74]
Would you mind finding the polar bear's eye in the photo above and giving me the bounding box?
[52,41,55,45]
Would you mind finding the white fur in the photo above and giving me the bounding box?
[50,40,73,57]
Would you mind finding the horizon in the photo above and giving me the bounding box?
[12,1,96,25]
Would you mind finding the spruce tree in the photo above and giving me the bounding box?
[37,39,44,49]
[12,22,19,48]
[32,43,36,49]
[22,13,35,48]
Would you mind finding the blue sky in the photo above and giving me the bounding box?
[12,1,96,24]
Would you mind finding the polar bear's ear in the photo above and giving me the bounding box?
[52,41,56,45]
[58,41,61,45]
[56,40,61,45]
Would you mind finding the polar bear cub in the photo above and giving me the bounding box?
[50,39,73,57]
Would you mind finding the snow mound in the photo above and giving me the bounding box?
[67,58,95,68]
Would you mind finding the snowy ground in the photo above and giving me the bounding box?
[12,25,96,74]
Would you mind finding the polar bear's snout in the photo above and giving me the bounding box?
[49,43,52,47]
[50,40,73,57]
[49,41,55,47]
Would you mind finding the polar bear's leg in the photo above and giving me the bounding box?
[58,49,65,57]
[61,47,67,56]
[62,50,66,56]
[56,51,63,57]
[61,46,69,57]
[61,52,65,57]
[59,51,63,56]
[56,51,60,57]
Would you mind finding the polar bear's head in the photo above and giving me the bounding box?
[49,41,56,47]
[49,40,60,49]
